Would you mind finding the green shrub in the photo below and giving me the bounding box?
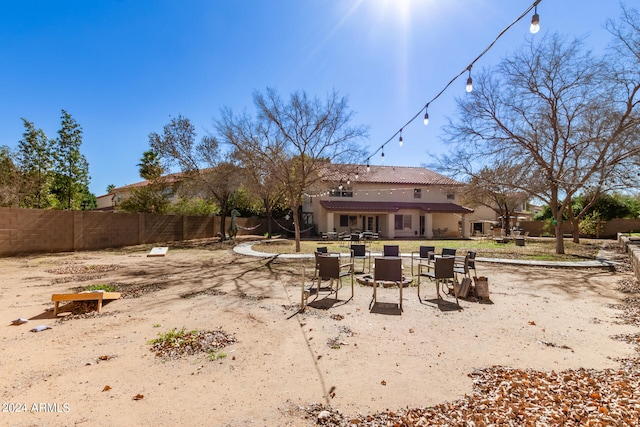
[84,283,116,292]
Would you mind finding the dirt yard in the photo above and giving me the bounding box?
[0,239,638,426]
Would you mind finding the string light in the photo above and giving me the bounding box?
[362,0,542,170]
[304,184,458,198]
[530,4,540,34]
[398,129,403,147]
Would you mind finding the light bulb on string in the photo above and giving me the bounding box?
[466,67,473,93]
[530,5,540,34]
[398,129,403,147]
[359,2,540,177]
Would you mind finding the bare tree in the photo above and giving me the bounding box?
[460,164,528,235]
[440,32,640,254]
[149,115,241,240]
[217,88,367,252]
[235,152,286,238]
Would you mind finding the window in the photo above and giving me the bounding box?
[414,188,421,199]
[330,187,353,198]
[340,215,357,227]
[394,214,412,230]
[447,193,455,200]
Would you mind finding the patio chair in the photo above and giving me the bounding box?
[441,248,457,257]
[350,233,361,242]
[371,257,403,311]
[466,250,477,276]
[418,255,457,305]
[313,254,354,302]
[312,249,330,280]
[350,244,371,273]
[453,254,470,282]
[411,245,435,276]
[383,245,400,257]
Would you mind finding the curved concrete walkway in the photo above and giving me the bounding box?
[233,240,619,268]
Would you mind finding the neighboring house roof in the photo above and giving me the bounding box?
[109,172,184,193]
[320,200,473,214]
[321,164,463,186]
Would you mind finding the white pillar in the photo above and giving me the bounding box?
[326,213,335,233]
[460,214,467,238]
[386,214,395,239]
[425,213,433,238]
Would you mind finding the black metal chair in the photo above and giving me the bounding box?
[441,248,457,257]
[312,250,326,280]
[350,244,371,273]
[383,245,400,257]
[411,245,435,276]
[418,256,457,305]
[371,257,403,311]
[314,254,354,302]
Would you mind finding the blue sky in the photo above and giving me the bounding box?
[0,1,628,196]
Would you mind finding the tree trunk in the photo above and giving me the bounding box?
[219,215,227,241]
[291,202,301,252]
[219,203,228,241]
[571,218,580,244]
[550,187,565,254]
[566,202,580,244]
[264,198,273,239]
[555,218,565,254]
[503,207,511,236]
[266,210,273,239]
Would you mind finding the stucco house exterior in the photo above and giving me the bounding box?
[464,205,530,236]
[97,164,494,239]
[304,164,474,239]
[95,173,183,211]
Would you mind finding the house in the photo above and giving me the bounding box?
[97,164,484,239]
[304,164,474,239]
[463,196,533,236]
[95,173,183,211]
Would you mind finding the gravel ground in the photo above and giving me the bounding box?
[303,248,640,426]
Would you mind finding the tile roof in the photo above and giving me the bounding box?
[319,200,474,214]
[321,164,463,186]
[106,172,184,193]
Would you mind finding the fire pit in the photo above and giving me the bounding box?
[356,274,414,288]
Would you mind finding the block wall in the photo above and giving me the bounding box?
[0,208,225,256]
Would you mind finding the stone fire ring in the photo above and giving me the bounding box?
[356,274,414,288]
